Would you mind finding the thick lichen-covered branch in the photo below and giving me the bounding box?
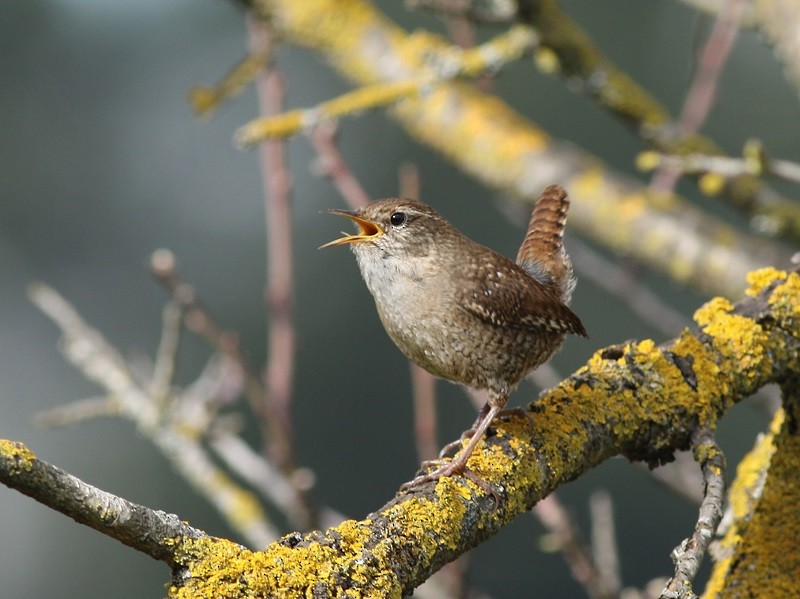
[0,439,207,566]
[163,268,799,597]
[703,377,800,597]
[244,0,791,297]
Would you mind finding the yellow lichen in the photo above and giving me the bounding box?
[745,267,786,297]
[0,439,36,473]
[703,399,800,596]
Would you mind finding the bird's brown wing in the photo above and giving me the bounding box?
[456,256,587,338]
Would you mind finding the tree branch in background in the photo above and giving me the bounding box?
[28,281,281,547]
[310,120,372,210]
[150,249,267,419]
[534,494,611,599]
[751,0,800,101]
[650,0,747,193]
[249,20,314,526]
[234,23,537,146]
[515,0,800,240]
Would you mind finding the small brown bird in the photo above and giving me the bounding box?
[321,185,587,491]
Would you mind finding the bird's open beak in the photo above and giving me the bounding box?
[319,209,384,249]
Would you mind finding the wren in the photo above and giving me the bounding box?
[321,184,587,492]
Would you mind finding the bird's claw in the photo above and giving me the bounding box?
[398,458,500,507]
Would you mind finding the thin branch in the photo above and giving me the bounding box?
[651,0,748,193]
[406,0,516,24]
[250,17,301,480]
[33,396,119,428]
[310,120,372,209]
[660,428,727,599]
[640,143,800,186]
[149,250,268,424]
[187,43,274,117]
[534,494,610,599]
[28,282,280,548]
[589,490,622,597]
[149,300,184,403]
[0,439,208,566]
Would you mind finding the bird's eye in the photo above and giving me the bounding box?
[390,212,406,226]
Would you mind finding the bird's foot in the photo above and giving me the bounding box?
[399,456,499,504]
[438,429,476,459]
[400,403,507,506]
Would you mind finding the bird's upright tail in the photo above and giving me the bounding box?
[516,184,576,304]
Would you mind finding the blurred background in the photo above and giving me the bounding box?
[2,0,798,597]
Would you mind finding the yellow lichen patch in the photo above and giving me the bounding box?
[669,332,723,419]
[169,518,404,598]
[745,267,786,297]
[767,271,800,322]
[694,296,734,327]
[387,493,461,557]
[695,300,772,384]
[0,439,36,473]
[704,398,800,596]
[170,537,260,599]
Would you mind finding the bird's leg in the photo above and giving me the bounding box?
[437,403,491,458]
[438,403,532,459]
[401,392,508,495]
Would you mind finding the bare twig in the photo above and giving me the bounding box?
[250,17,299,477]
[150,251,267,419]
[33,396,118,428]
[188,48,272,117]
[149,300,184,403]
[534,494,611,599]
[640,145,800,186]
[234,24,537,145]
[0,439,208,566]
[590,490,622,596]
[28,282,280,547]
[651,0,747,192]
[660,427,727,598]
[406,0,516,24]
[310,120,372,209]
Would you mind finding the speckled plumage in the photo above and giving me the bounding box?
[328,190,585,405]
[322,185,586,490]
